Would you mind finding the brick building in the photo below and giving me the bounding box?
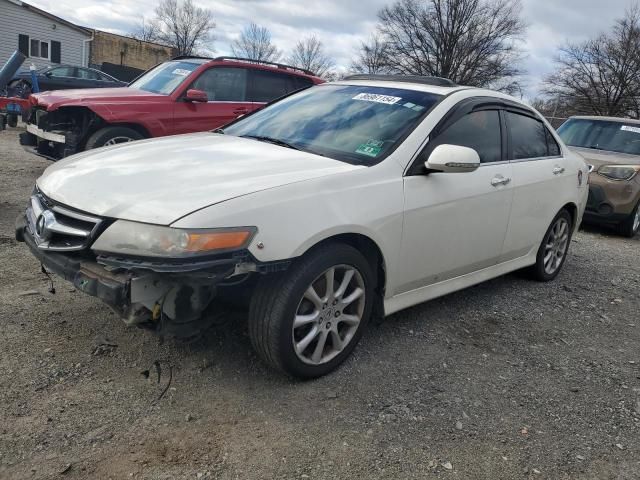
[89,31,176,77]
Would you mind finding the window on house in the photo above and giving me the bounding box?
[29,39,50,59]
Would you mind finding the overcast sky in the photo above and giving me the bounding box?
[27,0,637,98]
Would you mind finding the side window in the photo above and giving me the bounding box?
[249,70,292,102]
[76,68,100,80]
[506,112,548,160]
[291,76,314,92]
[49,67,75,77]
[191,67,248,101]
[431,110,502,163]
[545,128,561,156]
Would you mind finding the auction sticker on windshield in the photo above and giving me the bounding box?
[352,93,402,105]
[621,125,640,134]
[172,69,192,76]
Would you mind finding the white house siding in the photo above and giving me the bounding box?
[0,0,91,71]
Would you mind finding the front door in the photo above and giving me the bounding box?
[173,66,257,134]
[397,109,514,295]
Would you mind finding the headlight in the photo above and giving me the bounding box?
[597,165,640,181]
[92,220,256,258]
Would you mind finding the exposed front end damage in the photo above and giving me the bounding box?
[20,106,102,160]
[15,191,276,339]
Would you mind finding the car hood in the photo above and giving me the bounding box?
[33,87,162,110]
[37,133,363,225]
[569,146,640,169]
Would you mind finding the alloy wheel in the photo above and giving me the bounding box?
[633,208,640,234]
[543,217,570,275]
[104,136,134,146]
[292,265,366,365]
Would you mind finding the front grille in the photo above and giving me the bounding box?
[26,191,103,252]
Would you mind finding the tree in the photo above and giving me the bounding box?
[131,18,160,43]
[151,0,215,56]
[231,23,281,62]
[375,0,525,90]
[544,6,640,119]
[287,36,335,77]
[350,33,391,74]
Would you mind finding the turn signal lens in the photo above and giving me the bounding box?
[185,231,252,252]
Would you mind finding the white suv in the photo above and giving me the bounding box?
[16,75,588,378]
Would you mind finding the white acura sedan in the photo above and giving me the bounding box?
[16,75,588,378]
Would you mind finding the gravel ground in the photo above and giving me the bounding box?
[0,128,639,480]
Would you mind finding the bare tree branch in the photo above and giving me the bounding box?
[231,23,281,62]
[350,33,392,74]
[286,35,335,77]
[130,18,160,43]
[152,0,216,56]
[373,0,525,90]
[544,5,640,119]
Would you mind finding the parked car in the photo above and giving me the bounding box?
[19,56,324,159]
[557,116,640,237]
[15,75,589,378]
[9,65,125,96]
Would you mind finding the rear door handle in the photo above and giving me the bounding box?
[491,176,511,187]
[233,107,249,115]
[553,166,565,175]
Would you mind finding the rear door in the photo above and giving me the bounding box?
[500,110,570,261]
[172,66,253,133]
[397,108,514,295]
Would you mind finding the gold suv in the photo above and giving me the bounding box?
[558,116,640,237]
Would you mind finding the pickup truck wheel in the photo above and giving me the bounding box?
[85,126,144,150]
[617,201,640,238]
[248,243,375,379]
[528,209,572,282]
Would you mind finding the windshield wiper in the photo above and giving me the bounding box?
[241,135,301,151]
[212,128,225,134]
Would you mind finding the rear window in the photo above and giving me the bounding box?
[129,61,200,95]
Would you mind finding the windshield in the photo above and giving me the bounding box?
[223,84,442,165]
[129,61,200,95]
[557,118,640,156]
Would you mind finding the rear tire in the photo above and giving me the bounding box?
[528,209,573,282]
[85,126,144,150]
[617,201,640,238]
[248,243,375,379]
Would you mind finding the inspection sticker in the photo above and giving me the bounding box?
[352,92,402,105]
[172,68,192,76]
[355,139,384,157]
[621,125,640,134]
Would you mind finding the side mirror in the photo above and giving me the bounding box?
[184,89,208,102]
[44,71,52,77]
[425,144,481,173]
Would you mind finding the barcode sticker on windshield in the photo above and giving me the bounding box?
[352,93,401,105]
[621,125,640,134]
[172,69,191,76]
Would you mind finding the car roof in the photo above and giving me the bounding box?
[569,115,640,125]
[170,56,321,80]
[330,78,472,96]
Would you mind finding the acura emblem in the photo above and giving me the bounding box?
[35,210,55,241]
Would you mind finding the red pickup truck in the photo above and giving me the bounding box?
[20,56,324,159]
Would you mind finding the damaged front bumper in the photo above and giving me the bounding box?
[15,214,245,336]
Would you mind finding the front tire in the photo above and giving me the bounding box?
[85,126,144,150]
[528,209,573,282]
[617,201,640,238]
[248,243,375,379]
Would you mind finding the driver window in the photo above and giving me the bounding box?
[431,110,502,163]
[191,67,248,102]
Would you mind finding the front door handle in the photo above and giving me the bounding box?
[491,176,511,187]
[553,166,565,175]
